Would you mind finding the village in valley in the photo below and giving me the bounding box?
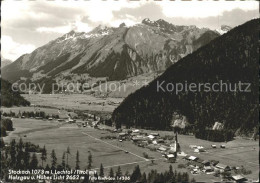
[1,94,258,183]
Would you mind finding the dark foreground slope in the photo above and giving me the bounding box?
[112,19,258,135]
[1,79,30,107]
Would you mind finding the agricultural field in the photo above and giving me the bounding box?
[22,94,123,112]
[137,129,259,181]
[3,118,165,175]
[3,96,258,182]
[1,106,77,119]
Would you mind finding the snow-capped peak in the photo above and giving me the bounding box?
[215,25,232,35]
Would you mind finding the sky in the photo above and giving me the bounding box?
[1,0,258,61]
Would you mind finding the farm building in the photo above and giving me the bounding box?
[211,160,219,166]
[215,163,230,172]
[152,140,158,144]
[147,135,155,140]
[194,148,206,153]
[150,133,159,136]
[188,156,198,161]
[132,136,143,142]
[157,139,165,143]
[190,158,204,168]
[202,160,211,166]
[118,132,127,137]
[168,149,176,154]
[231,175,247,182]
[177,151,187,157]
[157,147,167,153]
[166,154,175,162]
[189,145,197,149]
[203,166,214,173]
[132,129,140,133]
[212,122,224,130]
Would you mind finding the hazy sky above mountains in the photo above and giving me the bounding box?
[2,0,258,61]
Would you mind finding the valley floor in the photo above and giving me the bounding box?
[1,94,258,182]
[3,111,259,182]
[22,94,123,112]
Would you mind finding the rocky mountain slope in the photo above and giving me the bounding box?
[216,25,233,35]
[2,19,219,85]
[112,19,258,135]
[1,58,12,69]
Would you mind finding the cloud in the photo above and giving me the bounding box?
[163,8,258,29]
[1,0,258,61]
[2,0,143,32]
[2,1,83,31]
[36,18,93,34]
[1,36,36,61]
[113,2,258,29]
[156,0,258,18]
[113,3,164,23]
[36,26,72,34]
[110,19,138,27]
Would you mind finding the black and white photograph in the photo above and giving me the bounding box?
[0,0,259,182]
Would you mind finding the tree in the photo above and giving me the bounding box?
[141,172,147,183]
[190,177,196,183]
[10,139,16,168]
[66,146,71,170]
[116,166,122,178]
[176,172,182,182]
[62,152,66,169]
[109,168,114,177]
[0,153,7,180]
[40,145,47,168]
[159,173,164,183]
[45,164,51,171]
[57,164,63,171]
[0,138,5,148]
[2,119,13,131]
[130,165,141,182]
[87,152,92,169]
[125,170,129,176]
[23,143,30,169]
[51,149,57,170]
[15,138,24,169]
[182,172,189,182]
[99,164,104,177]
[75,150,80,169]
[147,169,157,183]
[168,165,174,182]
[30,153,38,170]
[1,126,7,137]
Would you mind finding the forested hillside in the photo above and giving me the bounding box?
[112,19,258,136]
[1,79,30,107]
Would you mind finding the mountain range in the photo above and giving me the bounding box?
[2,18,219,86]
[111,19,258,135]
